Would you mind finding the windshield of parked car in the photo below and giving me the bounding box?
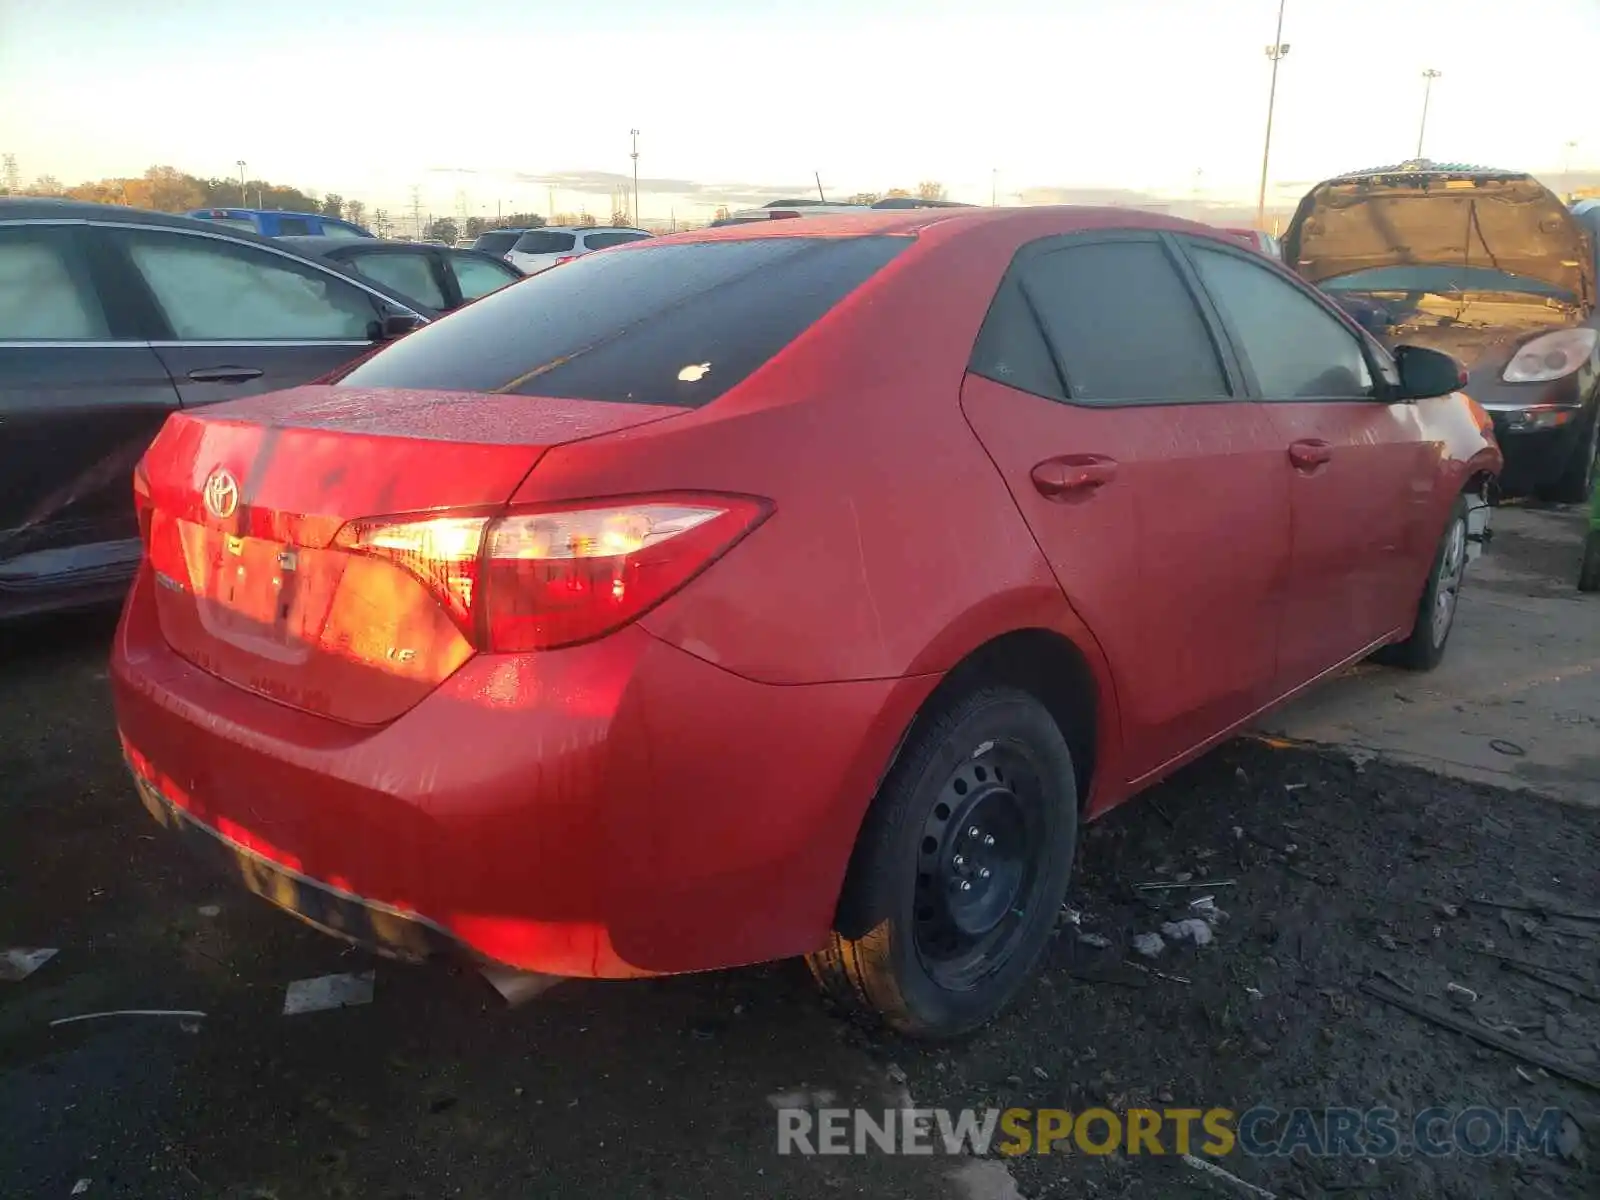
[337,235,909,407]
[1318,265,1575,302]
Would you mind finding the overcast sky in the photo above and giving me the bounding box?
[2,0,1595,219]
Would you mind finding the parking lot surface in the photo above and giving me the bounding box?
[1268,504,1600,807]
[2,514,1596,1200]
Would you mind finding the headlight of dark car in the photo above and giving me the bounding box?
[1502,328,1598,383]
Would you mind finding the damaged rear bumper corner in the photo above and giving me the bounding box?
[129,764,473,966]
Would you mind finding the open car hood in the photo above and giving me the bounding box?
[1283,163,1595,307]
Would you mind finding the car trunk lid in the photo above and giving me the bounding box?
[139,385,686,725]
[1284,164,1595,305]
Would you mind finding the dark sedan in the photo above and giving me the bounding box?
[0,198,428,620]
[1285,161,1598,502]
[279,237,523,314]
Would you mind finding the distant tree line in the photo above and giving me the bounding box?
[1,164,382,230]
[844,182,948,205]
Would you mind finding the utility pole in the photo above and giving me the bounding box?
[1416,69,1442,159]
[815,171,826,201]
[410,186,423,240]
[548,185,556,221]
[1255,0,1290,232]
[630,129,640,225]
[1563,139,1578,200]
[237,159,248,207]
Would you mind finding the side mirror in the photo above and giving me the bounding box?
[371,312,424,342]
[1394,344,1466,400]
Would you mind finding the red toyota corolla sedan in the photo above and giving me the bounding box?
[112,207,1501,1037]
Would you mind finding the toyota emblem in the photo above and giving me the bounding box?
[203,468,240,520]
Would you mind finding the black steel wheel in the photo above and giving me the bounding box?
[809,686,1078,1038]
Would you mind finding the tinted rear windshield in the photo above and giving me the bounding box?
[473,232,521,254]
[512,231,578,254]
[337,236,909,407]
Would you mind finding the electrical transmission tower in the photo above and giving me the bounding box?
[2,154,20,194]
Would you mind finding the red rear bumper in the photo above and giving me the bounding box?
[112,566,932,977]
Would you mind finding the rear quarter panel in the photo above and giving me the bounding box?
[507,224,1127,790]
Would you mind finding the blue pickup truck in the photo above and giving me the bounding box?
[185,207,374,238]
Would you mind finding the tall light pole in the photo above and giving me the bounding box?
[1416,69,1442,159]
[629,129,640,226]
[1255,0,1290,232]
[1563,139,1579,199]
[236,159,247,207]
[991,168,998,206]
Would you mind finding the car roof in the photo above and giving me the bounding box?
[525,225,650,235]
[0,196,288,235]
[1324,159,1529,183]
[665,205,1228,249]
[0,198,431,313]
[278,236,450,255]
[188,206,334,219]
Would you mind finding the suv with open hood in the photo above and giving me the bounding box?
[1285,161,1599,501]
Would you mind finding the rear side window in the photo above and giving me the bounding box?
[473,232,520,256]
[513,231,577,254]
[345,250,447,310]
[449,251,519,300]
[276,216,313,236]
[977,239,1230,403]
[583,231,649,250]
[339,236,909,407]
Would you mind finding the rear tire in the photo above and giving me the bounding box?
[808,686,1078,1039]
[1375,495,1469,671]
[1580,532,1600,593]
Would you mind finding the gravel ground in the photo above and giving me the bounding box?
[2,611,1597,1200]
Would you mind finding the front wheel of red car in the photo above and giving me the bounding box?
[808,686,1078,1039]
[1375,495,1470,671]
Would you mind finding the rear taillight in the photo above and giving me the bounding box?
[333,494,771,652]
[133,462,153,546]
[553,255,579,266]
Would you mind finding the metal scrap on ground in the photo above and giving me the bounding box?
[282,970,375,1016]
[1361,978,1600,1092]
[49,1009,205,1028]
[0,948,57,982]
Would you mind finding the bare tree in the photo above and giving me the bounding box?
[916,181,948,201]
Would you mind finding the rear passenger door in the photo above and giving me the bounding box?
[96,226,394,410]
[1176,238,1428,685]
[0,223,180,589]
[960,233,1292,783]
